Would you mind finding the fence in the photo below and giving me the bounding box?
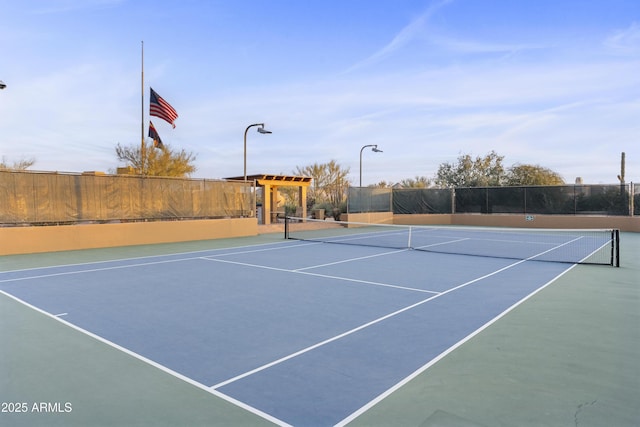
[349,184,638,216]
[0,170,255,225]
[347,187,393,213]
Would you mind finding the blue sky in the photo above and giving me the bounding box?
[1,0,639,185]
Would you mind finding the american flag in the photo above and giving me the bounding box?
[148,121,164,149]
[149,88,178,128]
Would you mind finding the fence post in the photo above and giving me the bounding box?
[485,187,489,214]
[389,188,393,214]
[451,188,455,214]
[631,182,635,216]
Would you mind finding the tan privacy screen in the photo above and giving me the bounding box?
[0,171,255,224]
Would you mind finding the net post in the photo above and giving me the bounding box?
[610,229,614,266]
[614,229,620,267]
[284,215,289,239]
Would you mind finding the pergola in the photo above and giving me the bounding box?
[227,174,312,225]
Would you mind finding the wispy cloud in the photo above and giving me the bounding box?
[344,0,454,73]
[604,22,640,55]
[425,35,546,57]
[2,2,638,184]
[173,46,638,180]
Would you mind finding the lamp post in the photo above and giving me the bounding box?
[244,123,272,181]
[359,144,383,187]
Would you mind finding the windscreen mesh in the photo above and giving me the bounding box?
[0,171,254,224]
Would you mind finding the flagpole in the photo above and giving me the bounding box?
[141,40,145,174]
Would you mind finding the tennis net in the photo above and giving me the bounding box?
[284,217,620,267]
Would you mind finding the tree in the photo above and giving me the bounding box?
[324,160,350,207]
[115,142,197,177]
[434,151,505,188]
[505,164,565,186]
[399,176,431,188]
[371,181,393,188]
[0,156,35,170]
[293,160,350,209]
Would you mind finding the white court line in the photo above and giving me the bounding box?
[306,229,409,245]
[336,263,580,427]
[199,256,440,295]
[335,237,588,426]
[577,238,612,264]
[293,247,409,271]
[0,257,197,283]
[414,237,470,250]
[0,240,317,283]
[2,234,589,426]
[0,239,309,274]
[207,241,323,257]
[296,271,440,295]
[210,255,534,390]
[210,237,585,391]
[0,289,292,427]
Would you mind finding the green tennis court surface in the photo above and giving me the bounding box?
[1,231,638,426]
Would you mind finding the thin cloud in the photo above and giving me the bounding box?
[426,35,546,56]
[604,22,640,55]
[3,2,638,184]
[343,0,454,73]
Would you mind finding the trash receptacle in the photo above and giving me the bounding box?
[314,209,325,220]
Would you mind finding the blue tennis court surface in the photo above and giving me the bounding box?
[0,237,596,426]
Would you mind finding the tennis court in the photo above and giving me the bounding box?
[1,223,638,426]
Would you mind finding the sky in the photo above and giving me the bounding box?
[1,0,639,186]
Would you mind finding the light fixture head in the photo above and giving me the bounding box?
[257,127,272,134]
[372,146,383,153]
[0,80,6,90]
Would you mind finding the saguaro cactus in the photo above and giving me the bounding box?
[617,152,625,184]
